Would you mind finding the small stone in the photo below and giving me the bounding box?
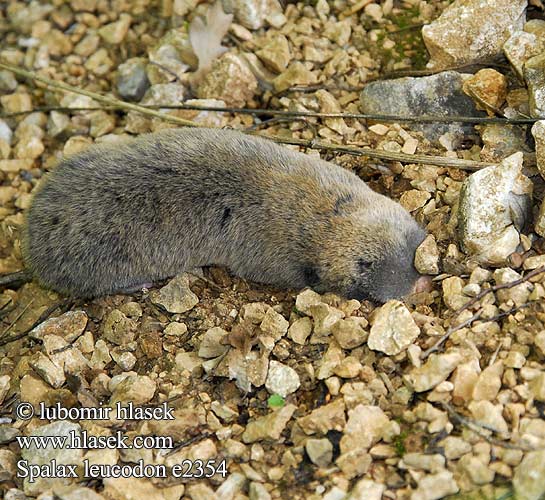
[494,267,532,306]
[400,190,431,212]
[88,110,115,138]
[297,398,346,435]
[324,19,351,46]
[14,132,44,160]
[0,159,34,172]
[175,351,203,372]
[529,372,545,402]
[439,436,472,459]
[401,453,445,472]
[414,234,440,275]
[29,311,88,342]
[346,479,384,500]
[536,199,545,237]
[242,404,296,443]
[116,58,150,101]
[103,478,184,500]
[0,119,12,146]
[0,375,10,405]
[331,317,368,349]
[273,62,317,92]
[241,302,269,323]
[316,89,353,135]
[310,303,344,340]
[334,356,363,379]
[295,289,322,314]
[468,400,508,433]
[260,308,289,340]
[47,111,70,137]
[215,472,246,499]
[89,339,112,370]
[0,70,17,92]
[442,276,470,310]
[504,30,544,80]
[462,69,508,115]
[110,374,156,405]
[505,350,526,369]
[198,327,228,358]
[84,48,114,76]
[52,487,105,500]
[232,0,271,29]
[249,482,271,500]
[305,438,333,467]
[340,404,389,453]
[43,336,89,375]
[458,154,531,265]
[98,14,131,44]
[406,351,463,392]
[411,470,459,500]
[422,0,526,70]
[472,361,503,401]
[265,360,300,397]
[525,52,545,118]
[102,309,137,345]
[462,283,481,297]
[287,317,312,345]
[523,254,545,270]
[458,454,495,486]
[74,34,100,57]
[150,274,199,313]
[0,93,32,113]
[316,340,343,379]
[368,300,420,355]
[29,352,65,388]
[256,34,290,73]
[112,351,136,371]
[198,53,257,107]
[513,449,545,500]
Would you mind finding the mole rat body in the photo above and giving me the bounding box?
[23,128,427,301]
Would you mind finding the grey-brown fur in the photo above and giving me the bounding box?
[23,128,426,301]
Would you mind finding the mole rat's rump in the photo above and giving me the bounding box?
[23,127,427,300]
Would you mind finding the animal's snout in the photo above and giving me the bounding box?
[412,275,432,294]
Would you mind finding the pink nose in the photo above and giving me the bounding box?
[412,275,432,294]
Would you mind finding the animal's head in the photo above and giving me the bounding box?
[311,195,430,302]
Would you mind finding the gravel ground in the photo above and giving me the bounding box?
[1,1,545,499]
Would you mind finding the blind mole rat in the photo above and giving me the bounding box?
[20,127,429,301]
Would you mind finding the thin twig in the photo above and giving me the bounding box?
[452,266,545,319]
[1,103,536,125]
[247,134,496,170]
[441,402,539,452]
[0,300,64,346]
[421,311,482,360]
[0,61,200,128]
[0,61,499,169]
[422,284,537,359]
[0,299,34,340]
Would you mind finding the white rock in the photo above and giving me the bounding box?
[414,234,440,274]
[422,0,526,70]
[458,152,532,265]
[265,360,300,397]
[513,449,545,500]
[368,300,420,355]
[410,470,459,500]
[406,352,463,392]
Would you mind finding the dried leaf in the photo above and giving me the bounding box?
[189,1,233,85]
